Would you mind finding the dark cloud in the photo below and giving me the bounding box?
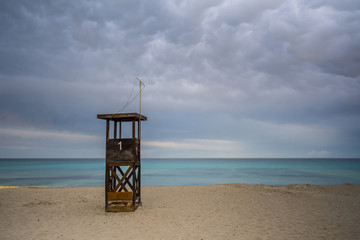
[0,0,359,157]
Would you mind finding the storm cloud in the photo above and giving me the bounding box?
[1,0,359,158]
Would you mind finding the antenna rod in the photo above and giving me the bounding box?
[136,77,144,140]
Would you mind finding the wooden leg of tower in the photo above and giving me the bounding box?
[139,162,141,205]
[134,165,137,204]
[105,163,109,211]
[132,162,136,210]
[136,164,140,206]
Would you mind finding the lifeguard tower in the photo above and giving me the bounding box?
[98,78,147,212]
[97,113,147,212]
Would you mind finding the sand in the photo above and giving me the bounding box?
[1,184,360,240]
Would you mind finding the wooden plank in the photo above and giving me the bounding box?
[117,167,127,192]
[115,165,132,192]
[106,139,137,162]
[106,119,109,140]
[132,161,136,207]
[132,120,135,139]
[97,113,147,121]
[107,192,133,201]
[107,162,132,167]
[105,164,109,204]
[111,174,115,191]
[106,166,112,192]
[113,120,117,139]
[138,162,141,204]
[110,167,122,192]
[119,165,132,187]
[119,122,122,139]
[117,167,133,191]
[138,117,140,139]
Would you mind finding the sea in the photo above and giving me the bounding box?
[0,158,360,187]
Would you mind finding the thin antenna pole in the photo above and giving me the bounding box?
[136,77,144,140]
[139,79,141,140]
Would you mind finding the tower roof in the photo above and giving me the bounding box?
[97,113,147,121]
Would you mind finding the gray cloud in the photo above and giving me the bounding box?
[0,0,359,157]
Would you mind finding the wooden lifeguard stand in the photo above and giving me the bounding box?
[97,112,147,212]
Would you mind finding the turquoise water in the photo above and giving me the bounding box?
[0,158,359,187]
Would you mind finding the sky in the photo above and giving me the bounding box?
[0,0,360,158]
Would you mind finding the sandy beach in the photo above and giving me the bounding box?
[1,184,360,240]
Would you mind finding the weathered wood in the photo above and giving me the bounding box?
[106,139,139,162]
[118,165,132,186]
[108,162,135,167]
[114,165,132,192]
[132,120,135,139]
[111,173,115,192]
[97,113,147,121]
[132,161,136,207]
[114,121,117,139]
[105,163,109,206]
[106,119,109,140]
[99,112,147,212]
[138,164,141,203]
[117,167,133,191]
[107,192,133,201]
[117,168,129,192]
[119,122,122,139]
[138,118,140,140]
[110,167,122,191]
